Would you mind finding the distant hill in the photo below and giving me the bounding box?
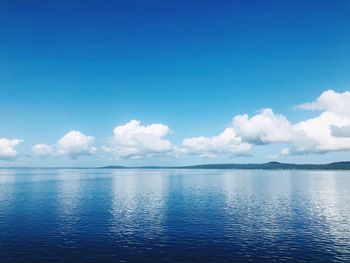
[102,161,350,170]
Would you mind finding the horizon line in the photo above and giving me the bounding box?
[1,160,350,170]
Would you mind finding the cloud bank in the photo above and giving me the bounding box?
[3,89,350,162]
[182,89,350,157]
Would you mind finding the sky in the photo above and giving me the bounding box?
[1,0,350,167]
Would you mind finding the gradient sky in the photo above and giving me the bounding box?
[1,0,350,166]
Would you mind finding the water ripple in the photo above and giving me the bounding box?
[0,169,349,262]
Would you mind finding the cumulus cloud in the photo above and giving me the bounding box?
[0,138,23,161]
[286,111,350,154]
[32,130,96,159]
[296,90,350,117]
[22,89,350,161]
[102,120,176,159]
[233,108,294,144]
[57,130,96,158]
[182,90,350,158]
[31,144,55,158]
[182,128,251,158]
[283,90,350,155]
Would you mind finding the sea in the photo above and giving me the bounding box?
[0,168,350,262]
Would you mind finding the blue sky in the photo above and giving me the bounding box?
[1,0,350,166]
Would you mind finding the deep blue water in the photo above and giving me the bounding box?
[0,169,350,262]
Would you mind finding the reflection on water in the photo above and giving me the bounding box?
[0,170,17,214]
[56,170,82,234]
[0,168,350,261]
[308,172,350,257]
[110,170,168,243]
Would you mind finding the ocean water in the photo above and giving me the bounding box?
[0,169,350,262]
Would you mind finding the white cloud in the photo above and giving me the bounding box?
[287,111,350,154]
[233,108,294,144]
[296,90,350,117]
[21,89,350,161]
[182,128,251,158]
[181,108,293,159]
[0,138,23,161]
[31,130,96,159]
[281,90,350,155]
[182,90,350,158]
[103,120,176,159]
[31,144,55,158]
[57,130,96,159]
[226,90,350,156]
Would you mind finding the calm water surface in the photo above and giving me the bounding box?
[0,169,350,262]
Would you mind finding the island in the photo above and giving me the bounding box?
[102,161,350,170]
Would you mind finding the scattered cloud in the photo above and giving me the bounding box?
[9,89,350,162]
[0,138,23,161]
[183,90,350,158]
[102,120,176,159]
[182,128,251,158]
